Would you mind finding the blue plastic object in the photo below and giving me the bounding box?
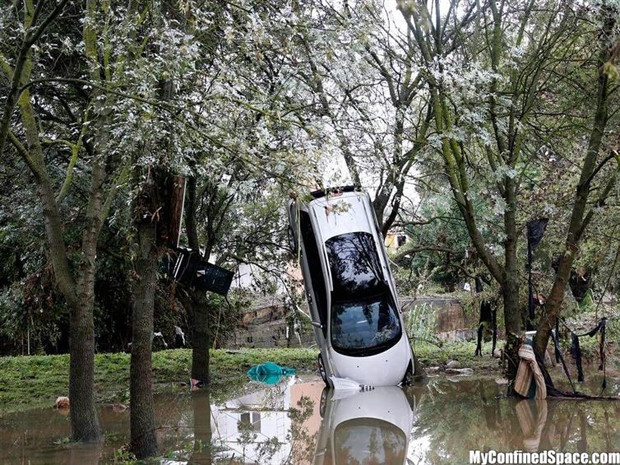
[247,362,296,385]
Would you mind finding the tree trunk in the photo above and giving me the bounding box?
[502,181,522,378]
[69,160,106,442]
[68,300,101,441]
[16,82,103,441]
[183,176,211,384]
[130,220,159,459]
[533,7,615,358]
[30,158,102,442]
[178,286,211,384]
[191,292,210,384]
[36,175,102,441]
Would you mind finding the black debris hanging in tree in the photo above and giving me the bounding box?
[570,318,607,385]
[475,275,497,357]
[526,218,548,329]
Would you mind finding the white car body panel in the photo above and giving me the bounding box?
[329,331,413,386]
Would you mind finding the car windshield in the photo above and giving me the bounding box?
[330,292,401,355]
[326,232,384,299]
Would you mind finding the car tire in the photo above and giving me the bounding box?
[288,226,298,255]
[401,360,414,386]
[317,353,328,386]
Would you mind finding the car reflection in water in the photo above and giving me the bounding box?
[204,379,416,465]
[314,386,415,465]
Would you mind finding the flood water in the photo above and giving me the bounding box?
[1,372,619,464]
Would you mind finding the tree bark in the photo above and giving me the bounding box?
[533,7,616,358]
[190,293,210,384]
[13,77,103,441]
[177,285,211,384]
[69,161,106,442]
[183,176,211,384]
[130,220,159,458]
[502,178,522,378]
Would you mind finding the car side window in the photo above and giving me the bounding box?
[300,211,328,333]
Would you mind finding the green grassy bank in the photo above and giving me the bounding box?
[0,347,313,413]
[2,339,615,414]
[0,342,506,413]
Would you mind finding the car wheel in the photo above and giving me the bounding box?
[317,353,328,386]
[401,360,414,386]
[288,226,298,255]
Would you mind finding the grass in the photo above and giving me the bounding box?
[0,347,320,413]
[2,337,615,414]
[0,343,506,414]
[414,340,503,371]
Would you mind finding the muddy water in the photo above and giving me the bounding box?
[1,374,619,464]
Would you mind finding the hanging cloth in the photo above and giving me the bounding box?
[570,333,584,382]
[568,318,607,389]
[550,326,577,394]
[515,344,547,399]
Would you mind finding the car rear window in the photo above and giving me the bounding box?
[325,232,384,300]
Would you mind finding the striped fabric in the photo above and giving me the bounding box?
[514,344,547,399]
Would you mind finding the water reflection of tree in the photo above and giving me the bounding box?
[189,388,213,465]
[285,395,317,464]
[199,393,316,465]
[525,398,619,454]
[408,378,620,464]
[232,413,284,464]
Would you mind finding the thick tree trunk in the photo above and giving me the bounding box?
[533,252,574,356]
[191,293,210,384]
[183,176,211,384]
[68,301,100,441]
[36,177,98,441]
[36,170,103,442]
[69,246,102,442]
[502,188,522,378]
[130,221,159,459]
[533,8,615,358]
[18,88,103,441]
[178,286,211,384]
[70,161,106,442]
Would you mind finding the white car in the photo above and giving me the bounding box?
[289,186,415,387]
